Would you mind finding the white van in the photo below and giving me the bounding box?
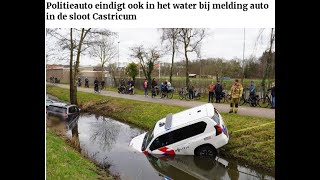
[129,103,229,157]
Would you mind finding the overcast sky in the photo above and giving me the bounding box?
[47,28,274,66]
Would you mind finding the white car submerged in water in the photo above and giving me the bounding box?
[129,103,229,157]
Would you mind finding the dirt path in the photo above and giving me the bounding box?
[51,84,275,119]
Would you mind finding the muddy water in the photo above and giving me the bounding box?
[66,114,275,180]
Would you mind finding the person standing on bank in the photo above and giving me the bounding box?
[249,81,257,106]
[229,79,243,113]
[188,83,194,100]
[208,82,215,103]
[143,79,148,97]
[94,77,99,93]
[268,82,275,109]
[215,80,223,103]
[151,78,157,97]
[101,79,105,90]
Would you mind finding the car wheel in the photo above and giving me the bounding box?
[195,145,217,158]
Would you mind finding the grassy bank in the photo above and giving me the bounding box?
[46,129,113,180]
[47,85,275,173]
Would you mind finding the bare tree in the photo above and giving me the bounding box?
[70,28,91,105]
[46,29,70,64]
[130,45,161,86]
[47,28,89,105]
[72,28,115,104]
[261,28,275,95]
[177,28,206,87]
[89,35,117,80]
[47,28,114,105]
[69,28,75,104]
[160,28,180,83]
[108,63,118,87]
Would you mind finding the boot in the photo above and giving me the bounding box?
[229,103,233,113]
[234,103,238,113]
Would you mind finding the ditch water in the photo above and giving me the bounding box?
[66,113,275,180]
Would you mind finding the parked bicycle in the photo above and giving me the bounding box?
[160,86,174,99]
[213,91,230,103]
[223,92,232,103]
[193,90,202,100]
[239,92,259,107]
[178,87,189,100]
[258,90,272,108]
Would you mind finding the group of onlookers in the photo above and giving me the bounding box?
[74,77,276,113]
[227,79,275,113]
[207,81,224,103]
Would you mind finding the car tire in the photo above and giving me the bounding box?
[195,145,217,158]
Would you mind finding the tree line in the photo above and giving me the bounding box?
[152,51,275,80]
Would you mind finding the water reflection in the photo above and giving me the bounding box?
[146,155,274,180]
[147,155,228,180]
[227,160,239,180]
[69,116,80,150]
[89,115,121,151]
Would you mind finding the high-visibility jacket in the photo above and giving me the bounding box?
[230,84,243,98]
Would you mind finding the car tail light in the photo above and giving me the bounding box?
[214,125,222,136]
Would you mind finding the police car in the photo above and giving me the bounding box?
[129,103,229,157]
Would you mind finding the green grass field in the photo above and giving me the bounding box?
[47,85,275,173]
[46,129,113,180]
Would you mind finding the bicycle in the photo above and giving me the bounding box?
[85,81,89,88]
[100,85,106,91]
[193,90,202,100]
[178,87,189,100]
[258,90,272,108]
[223,92,232,103]
[239,93,259,107]
[160,88,174,99]
[213,91,228,103]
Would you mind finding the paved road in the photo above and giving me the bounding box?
[51,84,275,119]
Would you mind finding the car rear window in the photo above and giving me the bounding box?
[68,106,77,113]
[48,106,67,113]
[212,108,220,124]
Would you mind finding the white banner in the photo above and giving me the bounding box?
[45,0,275,28]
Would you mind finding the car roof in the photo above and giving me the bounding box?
[153,103,215,137]
[48,103,76,108]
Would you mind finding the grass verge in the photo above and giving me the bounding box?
[47,85,275,174]
[46,128,114,180]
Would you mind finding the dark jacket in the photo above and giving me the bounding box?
[151,80,157,88]
[249,84,256,95]
[269,86,275,97]
[94,80,99,86]
[215,83,223,93]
